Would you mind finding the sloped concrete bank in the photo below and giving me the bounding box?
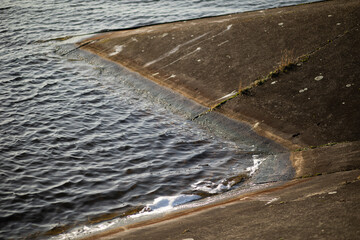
[76,0,360,239]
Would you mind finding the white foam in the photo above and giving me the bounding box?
[246,155,266,176]
[50,196,203,240]
[50,220,118,240]
[50,194,202,240]
[140,194,201,213]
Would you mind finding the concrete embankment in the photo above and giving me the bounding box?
[77,0,360,239]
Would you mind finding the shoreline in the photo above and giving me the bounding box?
[74,0,359,239]
[78,0,360,178]
[52,45,293,239]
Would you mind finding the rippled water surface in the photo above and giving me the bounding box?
[1,0,318,239]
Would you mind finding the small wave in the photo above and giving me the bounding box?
[191,180,233,194]
[140,194,201,214]
[191,173,248,195]
[0,6,11,11]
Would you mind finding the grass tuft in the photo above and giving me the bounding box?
[279,49,296,72]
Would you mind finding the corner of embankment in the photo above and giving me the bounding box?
[76,0,360,179]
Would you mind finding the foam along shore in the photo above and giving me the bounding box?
[76,0,360,239]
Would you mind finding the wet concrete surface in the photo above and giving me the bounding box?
[84,170,360,240]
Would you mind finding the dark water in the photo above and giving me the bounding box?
[0,0,319,239]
